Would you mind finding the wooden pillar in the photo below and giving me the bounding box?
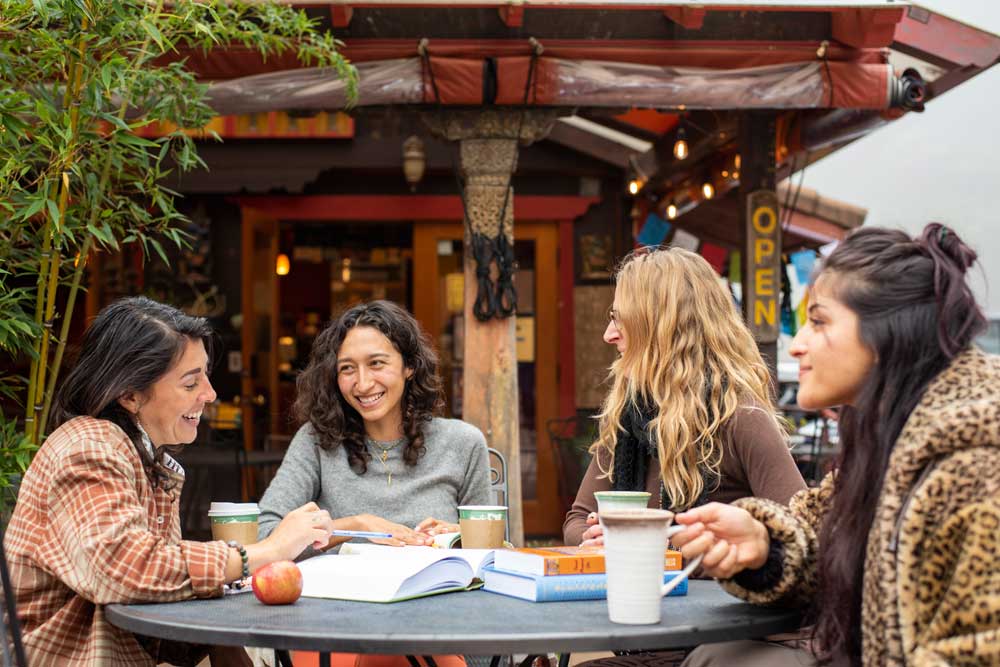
[738,112,780,384]
[425,110,558,546]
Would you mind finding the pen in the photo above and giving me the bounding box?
[331,530,394,539]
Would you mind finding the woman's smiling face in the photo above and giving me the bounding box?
[336,325,413,440]
[790,275,876,409]
[128,338,216,446]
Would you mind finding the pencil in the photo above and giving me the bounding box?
[331,530,394,539]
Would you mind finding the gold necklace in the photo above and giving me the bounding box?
[367,438,404,486]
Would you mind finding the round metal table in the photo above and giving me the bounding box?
[106,581,801,655]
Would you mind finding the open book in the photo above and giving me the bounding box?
[298,543,496,603]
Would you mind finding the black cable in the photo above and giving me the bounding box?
[493,42,540,318]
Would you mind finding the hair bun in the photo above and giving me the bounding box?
[921,223,977,274]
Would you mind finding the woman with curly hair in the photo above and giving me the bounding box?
[563,247,805,548]
[258,300,491,548]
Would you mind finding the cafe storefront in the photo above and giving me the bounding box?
[82,2,1000,540]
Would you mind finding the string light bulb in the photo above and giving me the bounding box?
[275,253,290,276]
[702,182,715,200]
[666,203,678,220]
[673,126,689,160]
[734,154,741,170]
[628,179,641,195]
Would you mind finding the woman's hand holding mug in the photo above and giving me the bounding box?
[671,502,771,580]
[579,511,604,547]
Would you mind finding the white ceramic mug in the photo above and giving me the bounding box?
[600,508,703,624]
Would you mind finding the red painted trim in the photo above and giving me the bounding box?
[558,220,576,418]
[785,210,850,244]
[831,8,904,49]
[167,40,887,80]
[498,5,523,27]
[663,7,705,30]
[330,5,353,27]
[232,195,599,221]
[893,8,1000,68]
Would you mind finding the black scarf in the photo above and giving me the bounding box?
[611,397,720,512]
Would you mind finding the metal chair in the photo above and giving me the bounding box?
[486,447,509,542]
[545,416,597,514]
[0,529,28,667]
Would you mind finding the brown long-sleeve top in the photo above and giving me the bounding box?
[563,406,806,546]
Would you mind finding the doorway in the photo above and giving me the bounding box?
[413,222,561,536]
[240,197,567,537]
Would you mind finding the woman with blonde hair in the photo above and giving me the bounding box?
[564,246,805,547]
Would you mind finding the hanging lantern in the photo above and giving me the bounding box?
[402,136,426,192]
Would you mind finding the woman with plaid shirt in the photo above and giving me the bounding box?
[4,297,333,666]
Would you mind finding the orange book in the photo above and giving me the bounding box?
[494,546,684,576]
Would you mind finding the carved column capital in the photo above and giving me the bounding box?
[422,109,561,144]
[423,109,560,240]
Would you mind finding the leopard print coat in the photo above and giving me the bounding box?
[720,347,1000,667]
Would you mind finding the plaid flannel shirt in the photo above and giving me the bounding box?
[3,416,229,666]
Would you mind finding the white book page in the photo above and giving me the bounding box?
[341,543,496,578]
[299,548,479,602]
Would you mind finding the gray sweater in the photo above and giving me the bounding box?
[258,417,492,540]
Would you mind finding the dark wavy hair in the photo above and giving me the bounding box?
[811,223,986,664]
[293,300,444,473]
[51,296,214,488]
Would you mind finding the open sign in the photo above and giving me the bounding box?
[745,190,780,343]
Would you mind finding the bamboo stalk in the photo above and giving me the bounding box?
[39,235,93,435]
[26,19,90,443]
[34,0,165,437]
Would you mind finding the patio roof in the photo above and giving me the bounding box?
[164,2,997,247]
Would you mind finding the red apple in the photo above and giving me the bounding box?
[252,560,303,605]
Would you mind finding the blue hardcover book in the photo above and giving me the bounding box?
[482,566,688,602]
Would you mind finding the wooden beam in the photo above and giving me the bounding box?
[232,194,599,221]
[892,6,1000,69]
[558,220,576,419]
[547,117,651,169]
[738,112,779,383]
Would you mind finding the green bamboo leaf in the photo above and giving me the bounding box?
[148,237,169,265]
[19,196,47,221]
[141,18,166,51]
[45,198,61,227]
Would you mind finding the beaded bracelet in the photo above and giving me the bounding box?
[227,540,250,585]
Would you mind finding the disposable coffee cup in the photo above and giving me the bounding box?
[457,505,507,549]
[601,508,703,624]
[208,502,260,545]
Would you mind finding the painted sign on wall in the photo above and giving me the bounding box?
[745,189,781,343]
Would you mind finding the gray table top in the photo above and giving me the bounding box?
[106,581,802,654]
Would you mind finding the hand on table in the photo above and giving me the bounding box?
[267,502,333,558]
[671,502,770,579]
[415,517,460,536]
[579,512,604,547]
[357,514,434,547]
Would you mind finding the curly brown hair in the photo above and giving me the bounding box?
[293,300,445,473]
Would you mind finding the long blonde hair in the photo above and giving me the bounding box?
[594,247,781,509]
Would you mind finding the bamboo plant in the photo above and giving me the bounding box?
[0,0,356,515]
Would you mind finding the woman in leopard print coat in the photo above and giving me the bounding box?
[672,224,999,667]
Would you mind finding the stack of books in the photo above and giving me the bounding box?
[483,546,687,602]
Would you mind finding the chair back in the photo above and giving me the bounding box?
[0,530,27,667]
[546,416,598,514]
[486,447,510,542]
